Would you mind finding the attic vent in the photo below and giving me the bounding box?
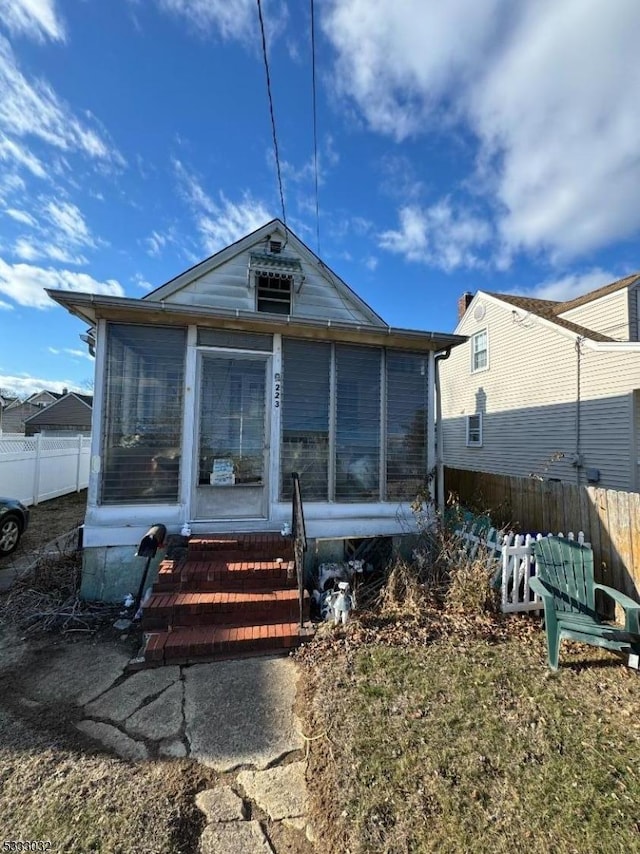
[269,240,283,254]
[257,273,292,314]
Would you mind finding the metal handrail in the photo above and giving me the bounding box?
[291,471,307,628]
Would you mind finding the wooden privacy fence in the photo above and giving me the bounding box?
[445,467,640,604]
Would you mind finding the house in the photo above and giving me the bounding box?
[48,219,465,609]
[441,273,640,491]
[0,390,63,434]
[24,392,93,437]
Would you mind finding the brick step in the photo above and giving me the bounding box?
[142,588,308,631]
[187,534,293,560]
[144,622,312,666]
[154,559,297,594]
[187,547,294,563]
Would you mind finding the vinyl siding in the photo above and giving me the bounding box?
[441,295,640,491]
[558,289,630,340]
[25,395,92,431]
[164,245,375,324]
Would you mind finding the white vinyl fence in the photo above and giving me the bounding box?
[0,434,91,506]
[455,523,590,614]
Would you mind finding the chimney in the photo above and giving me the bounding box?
[457,292,474,321]
[62,387,68,395]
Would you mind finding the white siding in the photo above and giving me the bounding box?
[558,288,630,340]
[441,295,640,491]
[164,245,375,324]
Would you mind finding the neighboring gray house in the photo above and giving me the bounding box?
[24,392,93,437]
[441,273,640,491]
[49,219,464,602]
[1,391,63,434]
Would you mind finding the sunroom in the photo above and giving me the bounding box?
[49,220,464,601]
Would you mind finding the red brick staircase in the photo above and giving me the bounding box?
[141,533,311,666]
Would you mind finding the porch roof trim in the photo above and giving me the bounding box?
[47,290,466,352]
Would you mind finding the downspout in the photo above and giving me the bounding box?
[434,347,453,515]
[575,336,583,486]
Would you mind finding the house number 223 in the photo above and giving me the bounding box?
[274,372,281,408]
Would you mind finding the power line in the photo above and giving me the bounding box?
[310,0,321,256]
[256,0,287,231]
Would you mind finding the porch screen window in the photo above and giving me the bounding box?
[280,339,331,500]
[101,324,186,504]
[280,340,428,503]
[386,352,429,499]
[335,345,381,501]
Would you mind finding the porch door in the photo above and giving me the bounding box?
[193,353,269,520]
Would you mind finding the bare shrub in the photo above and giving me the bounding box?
[379,558,429,619]
[1,550,117,634]
[445,551,499,617]
[378,491,501,620]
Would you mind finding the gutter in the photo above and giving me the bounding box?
[45,290,467,351]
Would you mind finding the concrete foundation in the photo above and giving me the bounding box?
[80,545,165,603]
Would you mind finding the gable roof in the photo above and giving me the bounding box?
[142,218,387,327]
[484,292,614,342]
[483,272,640,343]
[555,272,640,314]
[23,392,93,425]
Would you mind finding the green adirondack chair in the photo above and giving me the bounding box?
[530,536,640,671]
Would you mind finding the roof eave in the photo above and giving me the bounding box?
[46,290,466,352]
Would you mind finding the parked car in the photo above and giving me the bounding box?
[0,498,30,557]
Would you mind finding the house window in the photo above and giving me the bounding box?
[101,324,186,505]
[466,414,482,447]
[471,329,488,372]
[256,273,292,314]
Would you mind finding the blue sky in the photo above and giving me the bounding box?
[1,0,639,397]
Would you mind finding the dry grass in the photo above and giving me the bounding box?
[300,627,640,854]
[0,698,214,854]
[297,510,640,853]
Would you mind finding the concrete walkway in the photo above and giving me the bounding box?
[19,643,314,851]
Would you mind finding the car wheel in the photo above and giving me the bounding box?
[0,514,22,557]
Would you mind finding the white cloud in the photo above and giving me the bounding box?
[0,0,66,42]
[0,298,13,310]
[145,231,167,256]
[363,255,378,272]
[155,0,286,43]
[0,134,46,178]
[0,373,81,398]
[133,273,153,292]
[5,208,37,226]
[45,200,94,247]
[48,345,92,361]
[322,0,640,261]
[518,269,618,303]
[0,257,124,309]
[13,238,87,265]
[0,36,122,163]
[174,159,272,254]
[380,201,491,271]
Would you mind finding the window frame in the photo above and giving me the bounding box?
[471,328,489,373]
[466,413,483,447]
[255,271,293,315]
